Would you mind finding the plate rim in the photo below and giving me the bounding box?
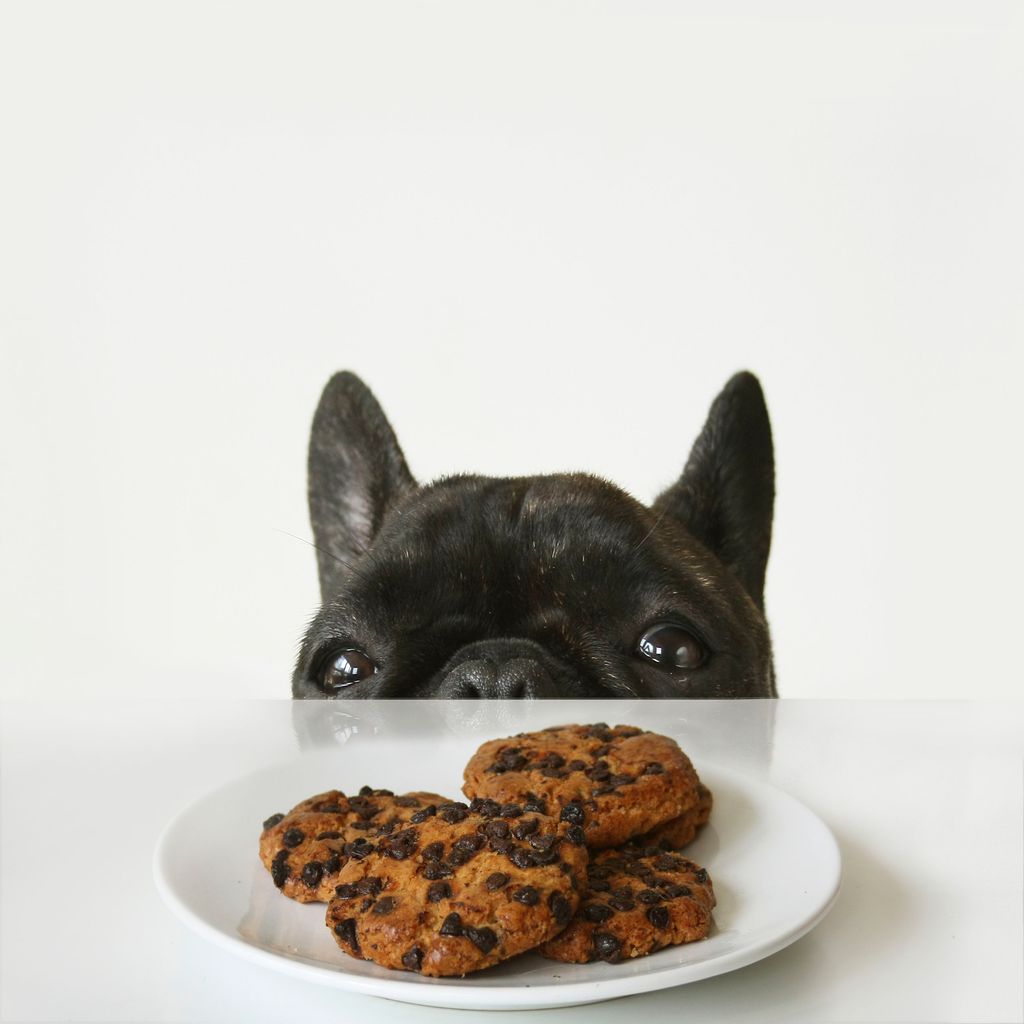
[153,757,842,1010]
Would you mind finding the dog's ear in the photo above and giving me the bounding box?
[307,372,416,598]
[653,371,774,610]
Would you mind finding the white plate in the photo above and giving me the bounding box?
[153,744,841,1010]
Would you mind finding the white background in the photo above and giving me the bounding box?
[1,1,1021,700]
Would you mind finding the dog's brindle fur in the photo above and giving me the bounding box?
[292,371,775,699]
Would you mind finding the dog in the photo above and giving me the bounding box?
[292,371,775,699]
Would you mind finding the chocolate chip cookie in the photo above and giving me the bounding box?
[539,844,715,963]
[259,788,450,902]
[632,782,713,850]
[462,724,703,849]
[326,798,589,976]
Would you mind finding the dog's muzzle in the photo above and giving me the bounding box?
[434,638,565,699]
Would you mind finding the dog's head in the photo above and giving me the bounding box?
[292,372,775,699]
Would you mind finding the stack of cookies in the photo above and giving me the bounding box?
[258,723,716,977]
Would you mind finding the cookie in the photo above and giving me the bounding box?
[632,782,713,850]
[259,788,450,902]
[325,797,589,977]
[539,844,715,963]
[462,723,702,849]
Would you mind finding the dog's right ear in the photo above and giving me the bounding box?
[652,371,774,611]
[307,372,416,599]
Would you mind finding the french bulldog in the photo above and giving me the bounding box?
[292,371,775,699]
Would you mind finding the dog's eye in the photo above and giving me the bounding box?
[635,623,705,670]
[321,649,377,692]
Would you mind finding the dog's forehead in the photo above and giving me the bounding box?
[397,473,651,549]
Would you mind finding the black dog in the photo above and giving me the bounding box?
[292,371,775,699]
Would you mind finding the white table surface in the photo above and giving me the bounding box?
[1,699,1021,1023]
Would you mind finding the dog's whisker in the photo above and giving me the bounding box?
[632,503,671,553]
[271,528,373,585]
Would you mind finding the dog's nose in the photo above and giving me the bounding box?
[436,657,561,699]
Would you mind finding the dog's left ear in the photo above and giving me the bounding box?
[307,372,416,599]
[653,371,774,610]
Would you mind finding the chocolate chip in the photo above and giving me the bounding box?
[560,802,584,826]
[316,830,343,841]
[410,805,437,824]
[617,726,643,737]
[695,868,709,884]
[500,803,523,818]
[589,879,611,892]
[262,813,284,830]
[523,794,547,814]
[498,751,527,770]
[421,841,445,862]
[512,818,539,840]
[394,796,421,808]
[665,884,692,898]
[565,825,586,846]
[465,926,498,953]
[530,849,559,865]
[593,744,612,756]
[541,767,568,779]
[541,752,566,768]
[439,912,463,936]
[385,829,419,860]
[643,762,665,775]
[637,889,663,904]
[427,881,451,903]
[375,822,396,835]
[270,850,289,887]
[567,759,587,772]
[333,918,359,952]
[349,797,379,821]
[488,836,513,854]
[301,862,324,888]
[454,834,486,853]
[359,896,375,912]
[318,803,345,814]
[372,896,397,915]
[439,803,469,824]
[528,834,558,853]
[512,885,540,906]
[609,896,636,912]
[334,882,357,899]
[656,855,680,871]
[583,903,613,923]
[484,820,510,839]
[401,946,423,971]
[422,863,452,880]
[324,852,342,874]
[550,892,572,927]
[477,799,502,819]
[485,872,509,890]
[646,906,670,928]
[358,786,374,796]
[356,877,383,896]
[609,774,634,787]
[344,838,374,860]
[593,932,621,961]
[446,846,472,867]
[508,847,533,869]
[282,828,305,848]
